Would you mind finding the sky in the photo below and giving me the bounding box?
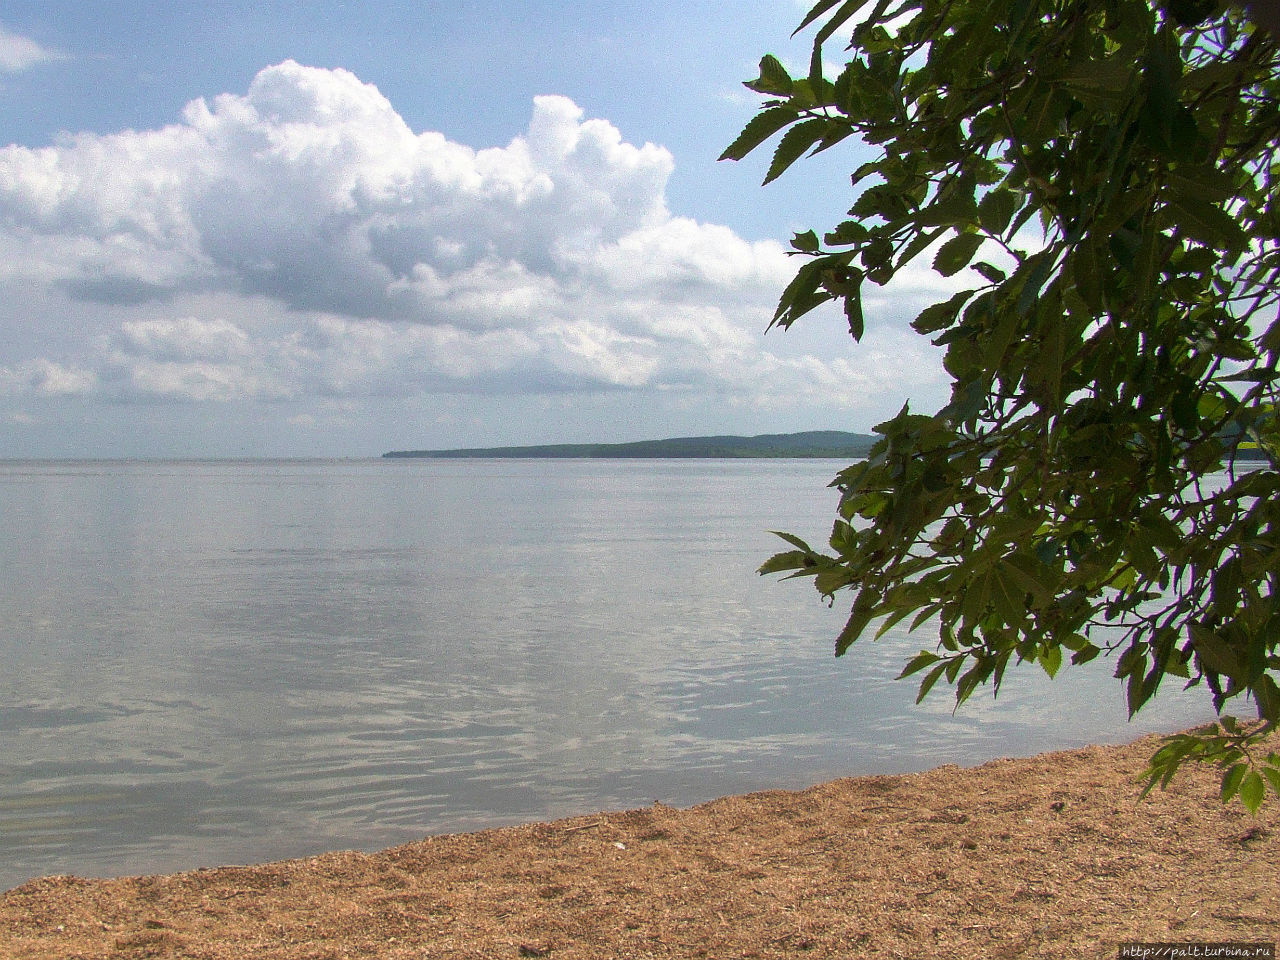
[0,1,954,458]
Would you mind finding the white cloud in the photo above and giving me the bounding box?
[0,359,96,397]
[0,60,949,424]
[113,317,251,363]
[0,24,56,73]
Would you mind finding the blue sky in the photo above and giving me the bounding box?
[0,1,951,457]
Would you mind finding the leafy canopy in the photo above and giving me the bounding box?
[725,0,1280,811]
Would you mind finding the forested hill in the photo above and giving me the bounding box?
[383,430,877,459]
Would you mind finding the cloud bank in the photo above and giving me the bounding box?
[0,60,945,428]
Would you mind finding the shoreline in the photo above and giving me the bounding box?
[2,731,1276,959]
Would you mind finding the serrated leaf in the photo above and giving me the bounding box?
[793,0,844,37]
[977,189,1018,236]
[1000,555,1054,605]
[1167,193,1248,252]
[1190,625,1243,679]
[719,106,801,162]
[955,661,988,706]
[933,233,985,277]
[758,549,814,576]
[911,289,973,335]
[909,603,943,632]
[1038,644,1063,679]
[972,261,1007,284]
[815,565,855,595]
[771,259,832,330]
[788,77,819,110]
[1262,765,1280,797]
[898,649,941,679]
[807,0,872,46]
[895,225,947,270]
[919,191,979,229]
[826,220,867,246]
[792,229,821,253]
[845,289,865,341]
[836,600,875,656]
[813,124,855,155]
[1056,58,1134,111]
[764,118,833,185]
[990,565,1027,627]
[1221,762,1246,803]
[851,159,881,187]
[915,661,949,703]
[770,530,816,552]
[1253,674,1280,724]
[860,236,894,270]
[808,40,824,87]
[1239,770,1265,815]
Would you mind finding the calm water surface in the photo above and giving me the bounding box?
[0,458,1212,889]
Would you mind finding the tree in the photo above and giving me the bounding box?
[724,0,1280,810]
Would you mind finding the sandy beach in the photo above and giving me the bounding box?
[1,730,1276,959]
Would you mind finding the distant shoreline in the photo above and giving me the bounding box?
[383,430,877,460]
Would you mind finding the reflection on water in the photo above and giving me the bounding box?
[0,458,1213,890]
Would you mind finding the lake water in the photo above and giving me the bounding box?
[0,458,1212,890]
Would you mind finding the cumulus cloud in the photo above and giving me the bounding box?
[0,24,56,73]
[0,60,946,415]
[0,62,702,318]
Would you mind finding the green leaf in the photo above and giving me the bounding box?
[719,106,800,162]
[770,530,816,553]
[898,649,942,679]
[826,220,868,245]
[1166,194,1249,252]
[836,599,876,656]
[845,288,865,341]
[805,0,872,46]
[977,188,1020,236]
[1253,674,1280,724]
[1038,644,1063,679]
[747,54,793,96]
[911,289,973,335]
[758,550,814,576]
[972,261,1007,284]
[744,0,1280,811]
[895,225,947,270]
[850,159,880,188]
[933,233,984,277]
[1221,762,1247,803]
[765,118,835,185]
[1262,765,1280,798]
[793,0,845,36]
[860,236,894,271]
[915,661,950,704]
[770,257,835,329]
[792,229,821,253]
[1056,57,1134,111]
[999,555,1053,605]
[1239,770,1265,815]
[808,40,824,88]
[1190,625,1243,680]
[990,565,1027,627]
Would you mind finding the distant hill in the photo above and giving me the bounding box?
[383,430,877,460]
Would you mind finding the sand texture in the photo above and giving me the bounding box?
[1,731,1277,959]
